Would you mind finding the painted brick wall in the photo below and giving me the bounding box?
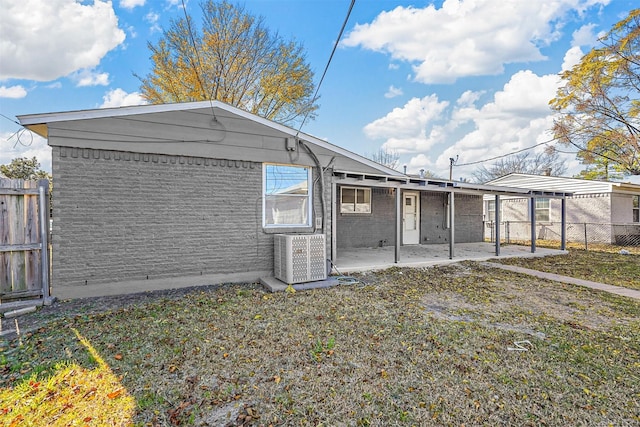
[336,188,484,248]
[51,147,323,287]
[336,187,396,248]
[497,194,613,223]
[421,192,483,244]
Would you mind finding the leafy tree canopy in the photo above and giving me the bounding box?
[138,0,318,126]
[472,149,567,183]
[0,157,50,180]
[550,9,640,175]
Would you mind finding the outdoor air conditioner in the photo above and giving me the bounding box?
[274,234,327,284]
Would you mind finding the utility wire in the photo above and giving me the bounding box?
[296,0,356,136]
[454,138,559,167]
[181,0,218,121]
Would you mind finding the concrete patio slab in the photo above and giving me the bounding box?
[334,242,566,273]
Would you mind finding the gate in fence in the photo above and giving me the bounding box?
[0,178,51,305]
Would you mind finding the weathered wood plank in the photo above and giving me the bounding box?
[0,244,42,252]
[0,179,45,295]
[0,188,40,195]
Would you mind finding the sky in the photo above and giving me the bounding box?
[0,0,637,180]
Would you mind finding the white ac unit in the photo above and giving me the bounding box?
[274,234,327,284]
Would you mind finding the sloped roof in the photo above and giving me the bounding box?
[17,100,402,177]
[486,173,640,195]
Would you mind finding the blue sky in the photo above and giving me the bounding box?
[0,0,636,180]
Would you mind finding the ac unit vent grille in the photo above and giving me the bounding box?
[274,234,326,284]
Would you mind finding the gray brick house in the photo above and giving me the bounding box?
[18,101,568,297]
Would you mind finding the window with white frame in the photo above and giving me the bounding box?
[535,198,550,222]
[633,195,639,222]
[263,164,312,227]
[486,200,502,221]
[340,187,371,213]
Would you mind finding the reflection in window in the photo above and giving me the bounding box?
[535,198,550,222]
[263,164,311,227]
[341,187,371,213]
[633,195,639,223]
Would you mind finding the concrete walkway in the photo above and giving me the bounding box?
[483,262,640,300]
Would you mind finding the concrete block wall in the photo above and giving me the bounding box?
[51,147,322,287]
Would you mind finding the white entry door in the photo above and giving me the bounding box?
[403,192,420,245]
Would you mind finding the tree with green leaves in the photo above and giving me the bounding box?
[0,157,50,180]
[550,9,640,176]
[138,0,317,125]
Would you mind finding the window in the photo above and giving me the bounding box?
[535,198,550,222]
[263,164,312,227]
[340,187,371,213]
[633,195,639,223]
[486,199,502,221]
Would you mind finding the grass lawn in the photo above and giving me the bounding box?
[494,248,640,290]
[1,258,639,426]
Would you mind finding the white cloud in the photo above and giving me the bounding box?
[1,130,52,172]
[100,88,147,108]
[120,0,145,10]
[384,85,403,98]
[145,11,161,33]
[571,23,598,46]
[0,85,27,98]
[342,0,609,83]
[432,70,562,175]
[0,0,125,81]
[561,46,585,71]
[71,69,110,87]
[363,95,450,153]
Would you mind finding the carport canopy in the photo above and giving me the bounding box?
[331,170,574,262]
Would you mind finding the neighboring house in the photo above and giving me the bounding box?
[485,173,640,244]
[18,101,569,296]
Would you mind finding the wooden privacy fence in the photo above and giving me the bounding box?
[0,178,51,303]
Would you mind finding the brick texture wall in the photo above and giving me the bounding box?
[51,147,323,287]
[336,188,484,248]
[337,187,396,248]
[421,192,483,244]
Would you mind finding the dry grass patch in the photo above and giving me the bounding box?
[495,249,640,290]
[1,265,639,426]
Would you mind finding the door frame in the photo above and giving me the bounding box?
[402,191,420,245]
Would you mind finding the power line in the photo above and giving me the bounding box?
[454,138,559,167]
[181,0,218,121]
[296,0,356,136]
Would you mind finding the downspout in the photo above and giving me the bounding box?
[299,141,326,232]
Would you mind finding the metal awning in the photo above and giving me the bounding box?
[331,170,572,265]
[333,170,573,198]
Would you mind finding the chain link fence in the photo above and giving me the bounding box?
[484,221,640,253]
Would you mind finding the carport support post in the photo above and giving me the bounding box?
[331,181,338,265]
[395,186,401,263]
[530,196,537,253]
[449,191,455,259]
[494,194,501,256]
[560,196,567,251]
[38,180,51,302]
